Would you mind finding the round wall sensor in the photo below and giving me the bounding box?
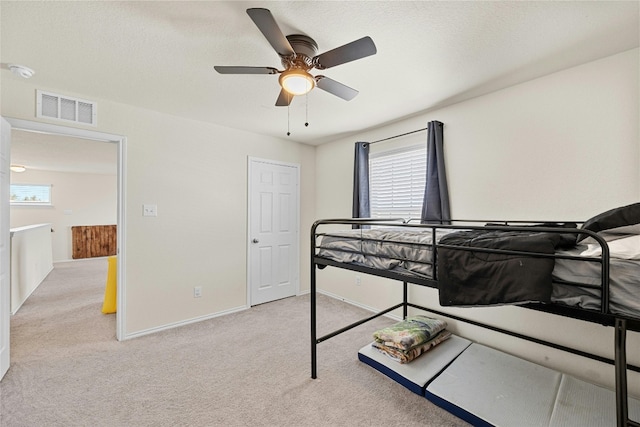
[8,64,35,79]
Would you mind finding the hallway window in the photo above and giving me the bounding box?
[10,184,52,205]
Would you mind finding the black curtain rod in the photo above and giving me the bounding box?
[368,126,428,145]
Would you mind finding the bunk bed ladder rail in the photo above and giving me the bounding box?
[616,319,640,427]
[311,218,414,379]
[310,219,318,379]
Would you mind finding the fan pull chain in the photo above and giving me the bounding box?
[286,93,291,136]
[305,92,309,127]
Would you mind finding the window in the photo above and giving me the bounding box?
[369,144,426,220]
[10,184,52,206]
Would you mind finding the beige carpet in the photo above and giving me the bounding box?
[1,258,468,427]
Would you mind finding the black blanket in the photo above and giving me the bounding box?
[437,227,576,306]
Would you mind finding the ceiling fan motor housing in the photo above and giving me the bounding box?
[283,34,318,69]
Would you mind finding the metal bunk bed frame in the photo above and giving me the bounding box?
[310,218,640,427]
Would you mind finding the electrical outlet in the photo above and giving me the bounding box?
[355,276,361,286]
[143,204,158,217]
[194,286,202,298]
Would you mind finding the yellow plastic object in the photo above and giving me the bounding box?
[102,256,117,314]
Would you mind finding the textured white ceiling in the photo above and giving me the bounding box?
[1,0,639,156]
[10,130,117,175]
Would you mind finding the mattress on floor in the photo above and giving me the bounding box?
[358,334,471,395]
[549,374,640,427]
[425,343,563,427]
[424,343,640,426]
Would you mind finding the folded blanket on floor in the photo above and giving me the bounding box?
[373,315,448,351]
[372,330,452,363]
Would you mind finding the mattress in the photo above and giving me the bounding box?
[549,375,640,426]
[422,343,640,427]
[316,227,454,278]
[316,228,640,318]
[425,343,562,426]
[358,334,471,395]
[552,252,640,318]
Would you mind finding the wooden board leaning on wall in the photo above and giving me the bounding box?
[71,225,116,259]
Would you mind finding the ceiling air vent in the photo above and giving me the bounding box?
[36,90,97,126]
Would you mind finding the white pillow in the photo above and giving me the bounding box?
[581,234,640,260]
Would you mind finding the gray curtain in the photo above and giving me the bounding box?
[352,141,370,229]
[421,121,451,224]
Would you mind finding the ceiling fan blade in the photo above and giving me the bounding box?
[214,66,278,75]
[314,36,377,70]
[246,8,295,57]
[316,76,359,101]
[275,89,293,107]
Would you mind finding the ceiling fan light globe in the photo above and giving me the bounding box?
[279,69,315,96]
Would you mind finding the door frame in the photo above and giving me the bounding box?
[1,118,11,379]
[3,117,127,341]
[246,156,300,307]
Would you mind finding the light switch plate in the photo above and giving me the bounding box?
[143,204,158,217]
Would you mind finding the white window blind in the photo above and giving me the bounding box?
[369,144,426,220]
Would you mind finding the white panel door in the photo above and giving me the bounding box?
[0,118,11,380]
[249,158,299,306]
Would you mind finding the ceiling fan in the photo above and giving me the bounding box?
[214,8,377,107]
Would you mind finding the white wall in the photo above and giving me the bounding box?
[10,223,53,314]
[10,168,117,261]
[1,79,316,337]
[316,48,640,393]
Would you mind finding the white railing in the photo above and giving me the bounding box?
[10,223,53,314]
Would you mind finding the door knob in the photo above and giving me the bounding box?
[252,238,259,243]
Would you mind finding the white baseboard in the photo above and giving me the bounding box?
[316,289,402,322]
[122,289,401,341]
[122,304,249,340]
[54,256,112,264]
